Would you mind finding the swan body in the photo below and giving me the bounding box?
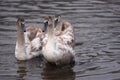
[15,17,43,60]
[54,15,75,47]
[42,16,75,65]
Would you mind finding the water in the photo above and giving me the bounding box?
[0,0,120,80]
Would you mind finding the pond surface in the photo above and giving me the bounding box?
[0,0,120,80]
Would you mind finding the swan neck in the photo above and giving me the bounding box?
[17,23,25,47]
[48,25,54,38]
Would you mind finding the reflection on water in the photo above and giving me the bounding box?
[41,64,75,80]
[16,59,75,80]
[0,0,120,80]
[16,61,27,80]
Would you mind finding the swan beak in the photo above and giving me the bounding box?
[43,20,48,32]
[21,22,26,32]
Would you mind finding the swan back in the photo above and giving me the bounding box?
[54,15,75,47]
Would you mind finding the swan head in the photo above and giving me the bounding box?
[54,15,61,28]
[48,16,53,27]
[43,16,53,32]
[17,17,26,32]
[42,16,49,32]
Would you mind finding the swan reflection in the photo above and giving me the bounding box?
[41,63,75,80]
[16,60,27,80]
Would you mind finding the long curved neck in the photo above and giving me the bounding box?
[17,23,25,47]
[47,24,54,39]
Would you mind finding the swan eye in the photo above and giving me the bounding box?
[55,15,61,20]
[54,18,58,28]
[54,18,58,22]
[44,20,48,26]
[54,15,61,28]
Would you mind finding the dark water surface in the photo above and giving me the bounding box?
[0,0,120,80]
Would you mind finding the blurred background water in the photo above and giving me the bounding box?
[0,0,120,80]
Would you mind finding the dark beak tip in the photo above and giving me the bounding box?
[24,30,26,32]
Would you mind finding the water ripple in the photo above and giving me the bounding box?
[0,0,120,80]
